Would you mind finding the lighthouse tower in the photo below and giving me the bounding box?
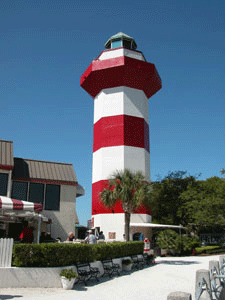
[81,33,161,240]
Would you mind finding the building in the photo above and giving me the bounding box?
[0,140,84,241]
[81,32,161,240]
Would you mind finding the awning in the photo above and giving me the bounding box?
[0,196,43,212]
[129,223,185,229]
[0,196,48,244]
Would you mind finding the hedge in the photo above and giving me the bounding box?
[12,241,144,267]
[195,245,225,255]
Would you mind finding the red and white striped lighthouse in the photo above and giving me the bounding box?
[81,33,161,240]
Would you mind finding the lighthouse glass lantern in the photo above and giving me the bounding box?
[80,32,161,241]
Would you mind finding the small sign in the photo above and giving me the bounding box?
[87,218,92,228]
[109,232,116,239]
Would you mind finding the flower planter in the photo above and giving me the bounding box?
[61,276,76,290]
[122,264,132,272]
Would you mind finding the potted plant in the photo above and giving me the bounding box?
[60,268,78,290]
[122,258,133,272]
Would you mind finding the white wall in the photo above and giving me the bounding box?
[43,185,78,241]
[94,87,149,124]
[98,48,145,61]
[93,213,152,241]
[93,214,125,240]
[92,146,150,183]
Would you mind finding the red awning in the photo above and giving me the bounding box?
[0,196,43,212]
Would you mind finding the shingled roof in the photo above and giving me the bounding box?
[12,158,77,185]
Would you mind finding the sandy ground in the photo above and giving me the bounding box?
[0,255,220,300]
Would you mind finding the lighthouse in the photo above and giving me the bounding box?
[81,33,161,240]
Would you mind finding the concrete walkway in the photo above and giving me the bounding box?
[0,255,220,300]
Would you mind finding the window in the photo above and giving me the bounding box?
[45,184,60,211]
[29,183,44,204]
[11,181,61,210]
[0,173,8,196]
[11,181,28,200]
[111,40,122,49]
[123,40,132,50]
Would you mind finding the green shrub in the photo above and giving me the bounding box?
[12,241,144,267]
[180,235,200,254]
[195,245,225,255]
[156,230,200,255]
[60,268,78,280]
[156,230,179,252]
[13,243,95,267]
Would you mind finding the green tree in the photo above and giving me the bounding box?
[181,235,200,253]
[149,171,197,225]
[156,229,200,255]
[100,169,151,241]
[156,229,179,252]
[178,177,225,231]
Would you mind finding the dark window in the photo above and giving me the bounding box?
[29,183,44,204]
[123,40,132,50]
[11,181,28,200]
[0,173,8,196]
[45,184,60,211]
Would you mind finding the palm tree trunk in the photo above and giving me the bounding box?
[125,212,130,242]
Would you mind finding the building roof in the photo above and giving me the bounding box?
[104,32,137,50]
[76,184,85,197]
[0,140,14,169]
[12,158,77,185]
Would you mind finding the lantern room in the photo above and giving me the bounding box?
[104,32,137,50]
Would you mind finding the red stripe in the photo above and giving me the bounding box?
[11,199,43,212]
[80,56,161,99]
[12,178,77,186]
[0,164,14,170]
[0,197,43,212]
[92,180,151,215]
[34,203,43,212]
[12,199,24,210]
[93,115,149,152]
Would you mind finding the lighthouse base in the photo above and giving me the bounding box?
[92,213,152,241]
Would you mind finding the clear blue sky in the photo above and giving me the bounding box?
[1,0,224,226]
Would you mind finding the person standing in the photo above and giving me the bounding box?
[19,220,33,243]
[98,231,105,240]
[84,230,97,244]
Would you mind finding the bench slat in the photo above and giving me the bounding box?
[76,263,100,285]
[102,259,120,277]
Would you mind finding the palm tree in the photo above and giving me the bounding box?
[100,169,151,241]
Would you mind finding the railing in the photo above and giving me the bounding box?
[0,238,13,267]
[196,277,212,300]
[168,255,225,300]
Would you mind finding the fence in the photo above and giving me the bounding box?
[167,255,225,300]
[0,238,14,267]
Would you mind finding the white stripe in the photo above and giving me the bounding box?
[93,214,152,241]
[0,196,35,211]
[98,48,145,61]
[92,146,150,183]
[94,86,149,124]
[23,201,35,211]
[0,196,13,210]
